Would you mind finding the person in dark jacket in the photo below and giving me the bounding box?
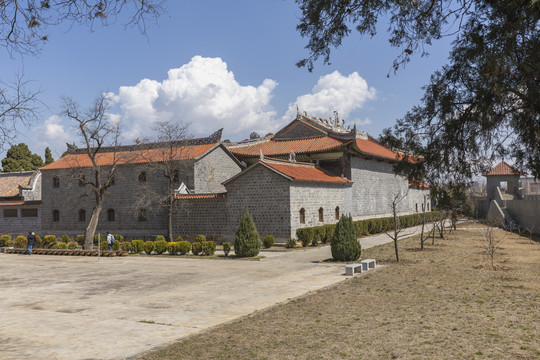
[27,232,36,255]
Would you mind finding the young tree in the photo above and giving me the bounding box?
[331,214,361,262]
[62,94,122,250]
[234,208,261,257]
[44,147,54,165]
[134,120,191,242]
[418,194,428,250]
[481,225,502,270]
[385,191,408,262]
[1,143,43,171]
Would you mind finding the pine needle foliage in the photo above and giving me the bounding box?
[234,208,261,257]
[331,214,361,261]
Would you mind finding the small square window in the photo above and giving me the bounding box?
[4,209,17,217]
[21,209,38,217]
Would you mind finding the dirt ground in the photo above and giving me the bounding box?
[138,225,540,360]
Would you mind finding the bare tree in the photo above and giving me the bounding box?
[480,224,502,270]
[0,73,40,150]
[385,190,408,262]
[434,211,448,239]
[1,0,165,56]
[62,93,123,249]
[418,194,428,250]
[134,120,191,241]
[525,224,535,243]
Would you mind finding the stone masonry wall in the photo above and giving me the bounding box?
[173,196,227,241]
[349,156,409,218]
[224,165,291,242]
[289,182,349,239]
[0,205,41,236]
[194,146,241,193]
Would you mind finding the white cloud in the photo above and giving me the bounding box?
[284,71,376,125]
[30,115,75,158]
[111,56,280,142]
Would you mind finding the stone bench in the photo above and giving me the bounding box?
[361,259,376,271]
[345,263,363,276]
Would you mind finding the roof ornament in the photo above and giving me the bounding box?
[334,110,339,125]
[289,151,296,162]
[259,149,264,160]
[296,104,300,117]
[135,137,141,145]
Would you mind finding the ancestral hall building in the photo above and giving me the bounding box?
[24,114,428,243]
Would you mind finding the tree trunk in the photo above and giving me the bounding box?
[420,199,426,250]
[393,202,399,262]
[167,195,174,242]
[84,201,103,250]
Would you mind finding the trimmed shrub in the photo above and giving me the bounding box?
[58,242,68,249]
[67,241,78,250]
[50,242,59,249]
[195,234,206,243]
[131,240,144,254]
[43,235,57,248]
[178,241,191,255]
[202,240,216,256]
[93,234,106,245]
[286,237,297,248]
[120,241,130,252]
[234,208,261,257]
[331,214,361,261]
[323,225,335,244]
[15,236,27,248]
[0,234,12,247]
[223,242,231,256]
[144,241,155,255]
[114,234,124,242]
[112,240,120,251]
[100,241,109,251]
[156,235,166,242]
[154,240,168,254]
[263,235,274,249]
[75,234,85,246]
[61,235,71,243]
[314,226,325,243]
[297,227,314,247]
[34,235,42,248]
[311,236,318,247]
[191,241,202,255]
[175,236,184,242]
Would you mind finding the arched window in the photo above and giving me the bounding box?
[299,208,305,224]
[335,206,340,220]
[319,207,324,222]
[53,176,60,188]
[138,171,146,182]
[415,203,418,212]
[52,210,60,222]
[107,209,115,222]
[78,209,86,222]
[138,209,147,222]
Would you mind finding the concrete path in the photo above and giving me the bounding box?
[0,223,436,360]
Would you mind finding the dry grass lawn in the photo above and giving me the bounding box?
[138,224,540,360]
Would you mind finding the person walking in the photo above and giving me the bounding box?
[27,232,36,255]
[106,232,115,251]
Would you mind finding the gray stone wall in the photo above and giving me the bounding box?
[173,196,227,241]
[407,188,430,214]
[224,165,291,242]
[0,205,41,236]
[289,182,348,239]
[486,175,519,200]
[505,199,540,234]
[349,156,409,218]
[194,146,241,193]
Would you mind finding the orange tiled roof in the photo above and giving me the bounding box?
[483,161,522,176]
[262,159,352,184]
[228,136,344,157]
[355,138,400,160]
[0,200,41,206]
[175,192,226,199]
[41,143,218,170]
[0,172,34,197]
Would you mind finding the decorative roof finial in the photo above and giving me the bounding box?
[289,151,296,162]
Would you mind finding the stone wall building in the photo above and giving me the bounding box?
[0,171,42,235]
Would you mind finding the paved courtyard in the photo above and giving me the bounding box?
[0,225,431,360]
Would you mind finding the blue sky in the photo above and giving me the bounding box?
[1,0,455,161]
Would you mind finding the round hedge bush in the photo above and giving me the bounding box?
[75,234,85,246]
[67,241,78,250]
[43,235,57,248]
[263,235,274,249]
[144,241,155,255]
[61,235,71,243]
[0,234,12,246]
[156,235,166,242]
[35,235,43,248]
[178,241,191,255]
[175,236,184,242]
[15,235,28,248]
[58,242,68,249]
[223,242,231,256]
[154,240,168,255]
[167,242,179,255]
[130,240,144,254]
[202,240,216,256]
[195,234,206,243]
[191,242,202,255]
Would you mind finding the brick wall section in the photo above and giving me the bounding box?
[289,181,349,239]
[173,196,227,241]
[0,205,41,236]
[224,165,292,242]
[349,156,410,217]
[194,146,242,193]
